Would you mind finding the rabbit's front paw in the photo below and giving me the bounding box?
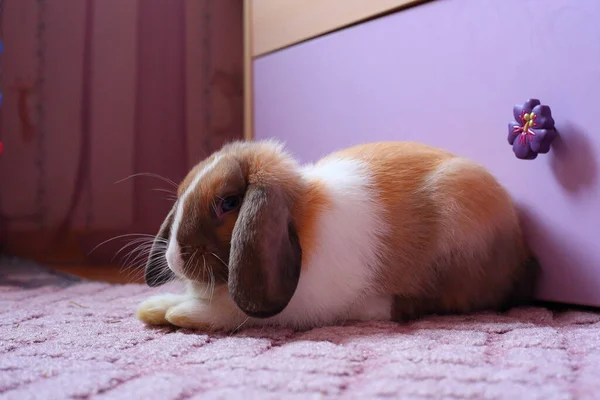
[165,300,215,330]
[137,293,186,326]
[165,299,248,332]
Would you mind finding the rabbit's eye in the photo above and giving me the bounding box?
[220,195,241,214]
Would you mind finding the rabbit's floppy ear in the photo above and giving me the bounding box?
[145,205,177,287]
[228,184,302,318]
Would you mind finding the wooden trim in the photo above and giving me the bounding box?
[243,0,254,140]
[251,0,428,57]
[2,229,152,265]
[49,264,143,284]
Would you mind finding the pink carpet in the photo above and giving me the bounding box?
[2,258,600,400]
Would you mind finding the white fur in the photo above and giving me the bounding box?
[166,155,222,276]
[267,157,392,328]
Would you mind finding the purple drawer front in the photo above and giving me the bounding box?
[254,0,600,307]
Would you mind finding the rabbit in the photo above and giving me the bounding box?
[136,139,539,332]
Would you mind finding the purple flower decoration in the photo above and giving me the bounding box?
[508,99,557,160]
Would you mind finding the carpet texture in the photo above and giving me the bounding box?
[1,257,600,400]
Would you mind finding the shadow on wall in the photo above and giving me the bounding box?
[517,122,599,307]
[518,205,598,308]
[550,122,598,196]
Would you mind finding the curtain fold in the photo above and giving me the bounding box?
[0,0,243,262]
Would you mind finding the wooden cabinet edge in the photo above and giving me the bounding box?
[244,0,254,140]
[250,0,431,57]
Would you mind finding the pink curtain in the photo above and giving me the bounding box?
[0,0,243,262]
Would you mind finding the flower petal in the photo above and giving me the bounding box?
[528,129,547,153]
[513,98,541,121]
[531,105,555,130]
[529,128,557,154]
[507,121,521,144]
[512,134,538,160]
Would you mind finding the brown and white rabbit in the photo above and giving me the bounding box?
[136,140,538,331]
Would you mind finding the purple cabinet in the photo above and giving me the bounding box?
[253,0,600,307]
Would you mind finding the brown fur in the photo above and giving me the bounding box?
[331,142,533,320]
[292,179,330,267]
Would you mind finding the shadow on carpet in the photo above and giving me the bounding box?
[1,256,599,400]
